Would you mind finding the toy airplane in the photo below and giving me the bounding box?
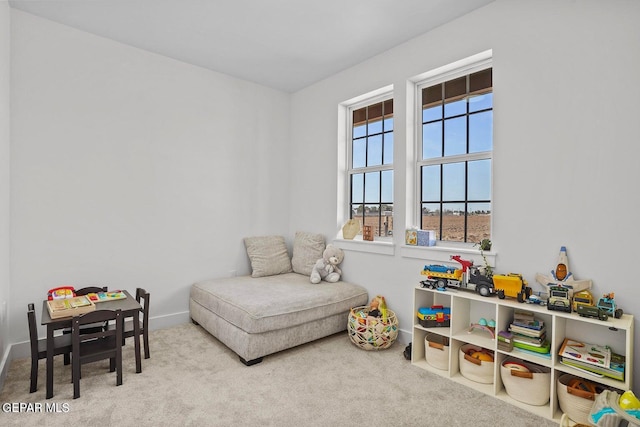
[535,246,592,295]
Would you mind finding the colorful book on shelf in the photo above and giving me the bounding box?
[513,339,550,354]
[512,345,551,359]
[512,310,544,328]
[560,352,625,381]
[86,291,127,303]
[513,309,538,321]
[513,309,534,319]
[511,332,547,347]
[558,338,611,369]
[509,324,546,338]
[511,318,544,331]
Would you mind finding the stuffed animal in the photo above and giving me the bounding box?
[310,244,344,284]
[368,295,388,321]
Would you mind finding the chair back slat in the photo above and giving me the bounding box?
[136,288,150,325]
[75,286,108,296]
[72,309,122,347]
[27,303,39,358]
[142,291,149,327]
[128,287,151,360]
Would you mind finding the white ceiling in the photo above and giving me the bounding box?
[8,0,494,92]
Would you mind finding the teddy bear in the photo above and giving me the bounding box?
[310,244,344,284]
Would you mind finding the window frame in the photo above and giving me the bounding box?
[413,53,493,247]
[338,87,394,245]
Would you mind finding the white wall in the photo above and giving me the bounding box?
[4,0,640,394]
[289,0,640,391]
[8,10,291,344]
[0,0,11,380]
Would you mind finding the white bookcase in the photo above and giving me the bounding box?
[411,285,634,422]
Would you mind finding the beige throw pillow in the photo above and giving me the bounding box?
[291,231,325,276]
[244,235,292,278]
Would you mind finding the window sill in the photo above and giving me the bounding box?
[400,244,497,268]
[332,238,395,255]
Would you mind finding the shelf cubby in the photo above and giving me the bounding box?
[411,285,634,423]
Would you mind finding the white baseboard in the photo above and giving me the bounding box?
[396,329,411,346]
[0,345,10,395]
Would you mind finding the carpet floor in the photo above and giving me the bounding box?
[0,323,559,426]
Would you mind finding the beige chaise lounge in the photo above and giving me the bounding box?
[189,233,369,365]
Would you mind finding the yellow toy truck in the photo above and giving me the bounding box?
[492,273,532,303]
[572,289,594,312]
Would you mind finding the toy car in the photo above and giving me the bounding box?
[577,304,608,321]
[526,294,546,306]
[572,290,594,312]
[597,293,623,319]
[547,285,571,313]
[423,264,454,274]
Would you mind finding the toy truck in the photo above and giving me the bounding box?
[547,285,572,313]
[420,255,494,297]
[576,304,608,321]
[492,273,532,303]
[597,293,623,319]
[572,289,594,312]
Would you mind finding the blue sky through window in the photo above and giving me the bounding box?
[419,68,492,241]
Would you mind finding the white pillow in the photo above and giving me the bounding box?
[244,235,292,278]
[291,231,325,276]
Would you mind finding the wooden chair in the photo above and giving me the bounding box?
[27,303,72,393]
[122,288,150,359]
[63,286,108,365]
[75,286,108,295]
[71,309,123,399]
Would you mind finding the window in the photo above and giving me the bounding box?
[348,97,394,238]
[418,66,492,244]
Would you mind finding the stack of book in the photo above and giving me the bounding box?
[508,310,550,354]
[558,337,625,381]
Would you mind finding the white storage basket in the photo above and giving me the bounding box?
[500,358,551,406]
[459,343,494,384]
[557,373,601,425]
[424,333,449,370]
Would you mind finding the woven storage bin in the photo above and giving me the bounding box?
[348,306,398,350]
[500,358,551,406]
[459,343,494,384]
[557,373,601,425]
[425,333,449,370]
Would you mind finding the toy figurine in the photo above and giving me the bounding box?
[535,246,592,296]
[597,293,624,319]
[468,318,496,339]
[368,295,388,321]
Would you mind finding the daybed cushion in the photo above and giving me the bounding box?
[190,272,369,334]
[243,235,292,277]
[291,231,325,276]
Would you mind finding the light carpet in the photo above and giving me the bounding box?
[0,323,558,426]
